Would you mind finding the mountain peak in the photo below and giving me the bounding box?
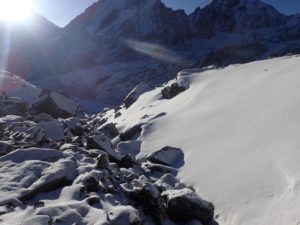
[211,0,259,6]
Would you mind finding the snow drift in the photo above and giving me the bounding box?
[108,55,300,225]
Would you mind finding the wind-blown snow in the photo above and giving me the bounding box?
[0,72,41,103]
[110,55,300,225]
[0,71,41,102]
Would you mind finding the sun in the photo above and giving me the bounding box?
[0,0,33,23]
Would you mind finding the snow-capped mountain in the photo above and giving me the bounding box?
[0,13,60,80]
[3,0,300,110]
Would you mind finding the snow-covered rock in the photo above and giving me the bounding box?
[0,115,23,126]
[0,148,77,204]
[123,82,150,109]
[108,205,143,225]
[161,83,187,100]
[148,146,184,168]
[162,188,214,225]
[87,134,121,160]
[97,122,119,139]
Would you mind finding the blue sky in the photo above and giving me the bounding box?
[32,0,300,27]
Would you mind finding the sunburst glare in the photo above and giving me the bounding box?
[0,0,33,23]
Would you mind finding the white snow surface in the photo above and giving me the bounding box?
[109,55,300,225]
[0,71,41,103]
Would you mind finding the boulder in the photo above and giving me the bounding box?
[33,113,54,123]
[108,205,143,225]
[162,188,214,225]
[119,124,143,141]
[63,117,83,136]
[147,146,184,168]
[31,90,79,119]
[37,122,65,141]
[161,82,186,100]
[96,153,110,169]
[155,173,185,191]
[119,154,136,168]
[87,134,121,161]
[123,82,149,109]
[0,98,29,117]
[60,143,78,152]
[130,182,166,223]
[74,172,99,193]
[117,140,141,156]
[0,148,77,203]
[0,121,5,138]
[0,141,15,157]
[97,123,119,139]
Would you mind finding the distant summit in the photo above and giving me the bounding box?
[2,0,300,107]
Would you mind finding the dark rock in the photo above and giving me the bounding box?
[37,122,64,141]
[162,188,214,225]
[119,154,136,168]
[161,83,186,100]
[0,141,15,157]
[42,139,60,149]
[119,124,143,141]
[63,117,83,136]
[31,90,79,119]
[114,111,122,118]
[83,176,99,193]
[71,136,85,146]
[0,98,29,117]
[130,182,167,224]
[123,82,149,109]
[97,123,119,139]
[105,185,118,195]
[96,153,109,169]
[0,122,6,138]
[147,146,184,168]
[33,201,45,208]
[33,113,54,123]
[86,195,100,206]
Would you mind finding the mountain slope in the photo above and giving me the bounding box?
[37,0,300,109]
[0,13,60,80]
[104,55,300,225]
[2,0,300,110]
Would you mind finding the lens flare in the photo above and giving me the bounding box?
[0,0,33,23]
[124,39,192,66]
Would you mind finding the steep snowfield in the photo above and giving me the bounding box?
[110,55,300,225]
[0,71,41,103]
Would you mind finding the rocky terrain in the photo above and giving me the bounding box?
[0,71,215,225]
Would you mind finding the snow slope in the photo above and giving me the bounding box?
[0,71,41,103]
[109,55,300,225]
